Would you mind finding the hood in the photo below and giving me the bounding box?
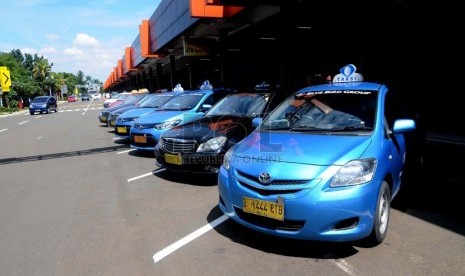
[104,103,131,112]
[135,110,194,124]
[118,107,155,119]
[162,115,253,142]
[233,131,372,166]
[113,106,139,115]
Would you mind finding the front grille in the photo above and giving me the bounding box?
[236,170,309,186]
[234,169,314,196]
[162,138,197,153]
[133,123,156,130]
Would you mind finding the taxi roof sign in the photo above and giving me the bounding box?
[333,64,364,83]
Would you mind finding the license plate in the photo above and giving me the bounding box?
[101,117,107,122]
[134,135,147,143]
[243,197,284,221]
[117,127,127,133]
[165,153,182,165]
[110,121,115,126]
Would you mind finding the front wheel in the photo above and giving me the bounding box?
[45,107,50,114]
[364,181,391,247]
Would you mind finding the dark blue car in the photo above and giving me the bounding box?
[29,96,58,115]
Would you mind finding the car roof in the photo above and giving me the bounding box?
[296,82,383,93]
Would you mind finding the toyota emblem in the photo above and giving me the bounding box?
[258,172,272,184]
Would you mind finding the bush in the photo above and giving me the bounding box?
[0,106,19,114]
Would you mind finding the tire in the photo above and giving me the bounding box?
[55,106,58,112]
[30,111,34,115]
[364,181,391,247]
[45,107,50,114]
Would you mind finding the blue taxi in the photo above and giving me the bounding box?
[218,64,415,246]
[113,92,179,138]
[129,88,233,152]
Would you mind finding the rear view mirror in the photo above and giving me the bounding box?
[252,117,262,128]
[201,104,212,112]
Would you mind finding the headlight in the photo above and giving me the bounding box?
[330,158,377,187]
[155,119,181,130]
[197,136,227,152]
[223,150,233,171]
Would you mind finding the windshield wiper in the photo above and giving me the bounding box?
[331,126,373,132]
[289,126,326,132]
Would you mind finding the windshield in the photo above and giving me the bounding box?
[207,93,268,116]
[139,94,176,108]
[159,94,204,111]
[33,97,48,103]
[122,94,146,106]
[261,90,377,132]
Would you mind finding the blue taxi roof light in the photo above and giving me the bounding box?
[333,64,364,83]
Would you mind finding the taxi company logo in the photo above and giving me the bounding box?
[333,64,364,83]
[341,64,356,76]
[258,172,272,184]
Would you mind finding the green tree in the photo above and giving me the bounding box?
[10,49,24,64]
[0,52,41,107]
[23,53,34,74]
[76,70,85,85]
[32,58,52,94]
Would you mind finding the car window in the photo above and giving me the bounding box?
[262,90,377,132]
[33,97,48,103]
[159,94,205,111]
[207,93,268,116]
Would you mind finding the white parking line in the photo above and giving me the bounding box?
[328,258,358,276]
[116,148,136,154]
[0,129,7,133]
[153,215,229,263]
[127,171,155,182]
[19,120,29,125]
[127,168,166,182]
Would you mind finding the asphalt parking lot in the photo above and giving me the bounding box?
[0,100,464,276]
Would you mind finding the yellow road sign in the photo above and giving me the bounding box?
[0,66,12,92]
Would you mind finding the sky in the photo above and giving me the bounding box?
[0,0,162,83]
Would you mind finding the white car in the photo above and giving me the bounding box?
[90,93,102,100]
[103,92,130,107]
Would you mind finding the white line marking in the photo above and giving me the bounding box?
[127,168,166,182]
[324,254,359,276]
[116,149,136,154]
[127,172,154,182]
[35,116,42,118]
[328,259,358,276]
[19,121,29,125]
[153,215,229,263]
[0,129,7,132]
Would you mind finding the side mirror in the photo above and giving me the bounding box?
[392,119,415,134]
[200,104,212,112]
[252,117,262,128]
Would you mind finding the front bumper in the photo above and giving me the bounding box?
[155,147,224,173]
[217,165,380,242]
[29,107,47,113]
[114,122,132,138]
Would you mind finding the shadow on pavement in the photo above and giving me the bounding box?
[393,139,465,236]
